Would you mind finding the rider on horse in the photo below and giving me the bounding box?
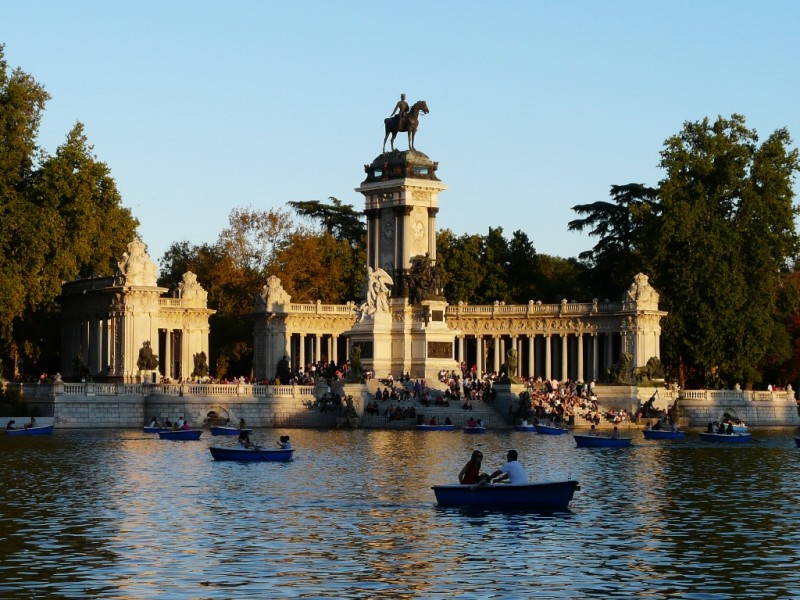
[391,93,409,130]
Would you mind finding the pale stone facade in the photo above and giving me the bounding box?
[61,240,215,382]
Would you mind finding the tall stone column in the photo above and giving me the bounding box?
[592,334,599,382]
[577,332,584,382]
[528,335,535,379]
[493,336,501,374]
[561,334,569,381]
[545,334,552,380]
[164,329,172,379]
[427,207,439,259]
[299,333,306,373]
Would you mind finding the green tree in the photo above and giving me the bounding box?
[0,47,138,378]
[435,229,484,303]
[569,183,659,300]
[648,115,800,388]
[287,197,366,243]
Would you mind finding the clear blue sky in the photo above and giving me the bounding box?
[3,1,799,266]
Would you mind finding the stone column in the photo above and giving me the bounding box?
[299,333,306,374]
[458,335,464,365]
[427,207,439,260]
[577,332,584,382]
[476,336,483,377]
[592,334,599,382]
[332,334,339,365]
[545,334,552,380]
[315,333,322,364]
[493,336,501,374]
[561,334,568,381]
[528,335,535,379]
[164,328,172,380]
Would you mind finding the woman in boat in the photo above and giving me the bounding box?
[459,450,488,484]
[25,417,36,429]
[6,419,16,430]
[276,435,292,450]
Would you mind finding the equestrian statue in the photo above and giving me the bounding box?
[383,94,429,153]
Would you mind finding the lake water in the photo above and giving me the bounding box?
[2,427,800,599]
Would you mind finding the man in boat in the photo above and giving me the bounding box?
[459,450,489,485]
[24,417,36,429]
[276,435,292,450]
[488,450,529,484]
[6,419,15,430]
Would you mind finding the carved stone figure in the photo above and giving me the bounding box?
[137,341,159,371]
[192,351,209,378]
[607,351,632,384]
[625,273,659,310]
[357,267,393,321]
[347,346,364,383]
[407,253,444,304]
[115,239,158,287]
[255,275,292,312]
[383,99,429,152]
[499,348,523,384]
[632,356,664,384]
[179,271,208,305]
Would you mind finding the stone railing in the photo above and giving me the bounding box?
[660,388,796,403]
[13,382,317,399]
[446,300,624,318]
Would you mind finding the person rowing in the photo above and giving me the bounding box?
[487,449,529,484]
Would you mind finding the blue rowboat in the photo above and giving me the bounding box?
[699,432,751,443]
[432,480,580,511]
[210,426,253,436]
[515,425,536,432]
[416,424,455,431]
[6,424,54,436]
[143,426,169,433]
[209,446,294,462]
[643,429,685,440]
[574,434,633,448]
[158,429,202,441]
[463,426,486,434]
[535,423,568,435]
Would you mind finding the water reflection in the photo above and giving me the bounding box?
[1,428,800,598]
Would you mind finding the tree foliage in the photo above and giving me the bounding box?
[0,47,138,378]
[286,197,365,243]
[646,115,800,388]
[569,183,659,299]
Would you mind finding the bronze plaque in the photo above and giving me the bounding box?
[427,341,452,359]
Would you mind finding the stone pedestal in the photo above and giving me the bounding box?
[492,382,526,424]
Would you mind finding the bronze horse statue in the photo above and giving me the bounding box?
[383,100,429,153]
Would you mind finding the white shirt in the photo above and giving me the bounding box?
[501,460,528,484]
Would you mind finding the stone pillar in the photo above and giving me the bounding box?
[315,333,322,364]
[458,335,464,366]
[299,333,306,374]
[577,332,584,382]
[528,335,535,379]
[545,334,552,380]
[493,336,501,374]
[164,329,172,380]
[476,336,483,377]
[592,334,599,382]
[332,333,339,365]
[561,334,568,381]
[427,207,439,260]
